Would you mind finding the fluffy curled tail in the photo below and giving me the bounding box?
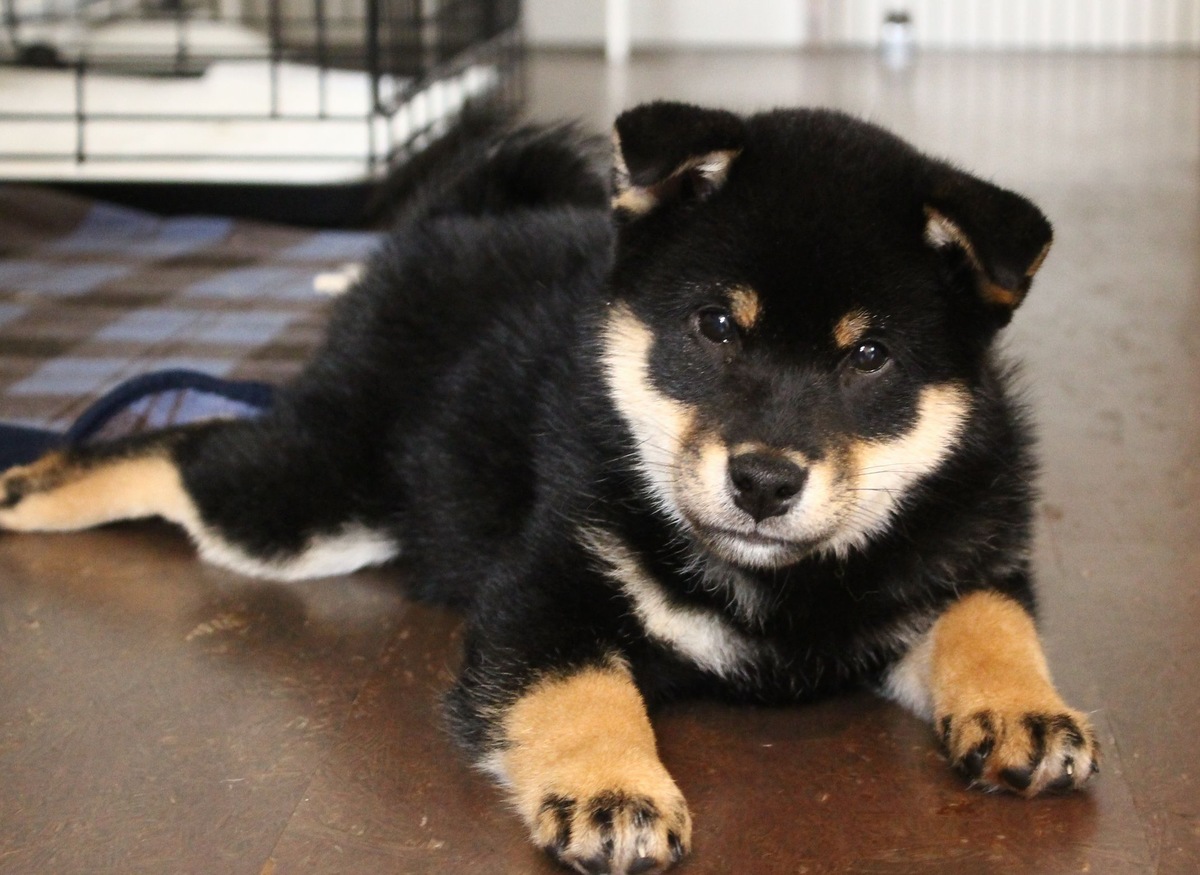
[383,116,610,226]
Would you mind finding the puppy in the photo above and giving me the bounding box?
[0,102,1097,875]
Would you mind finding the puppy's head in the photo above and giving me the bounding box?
[601,102,1051,569]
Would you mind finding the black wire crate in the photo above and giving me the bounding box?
[0,0,523,223]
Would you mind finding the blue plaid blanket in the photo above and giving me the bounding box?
[0,185,381,467]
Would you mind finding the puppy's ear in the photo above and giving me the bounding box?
[612,101,745,218]
[924,167,1053,323]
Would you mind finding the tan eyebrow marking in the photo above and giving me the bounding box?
[834,309,872,349]
[727,285,762,330]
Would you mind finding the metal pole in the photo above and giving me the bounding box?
[74,59,86,163]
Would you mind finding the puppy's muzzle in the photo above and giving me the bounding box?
[727,452,808,522]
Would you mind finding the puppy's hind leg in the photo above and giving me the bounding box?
[0,430,200,534]
[1,420,400,581]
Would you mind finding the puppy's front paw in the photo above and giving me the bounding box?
[534,787,691,875]
[939,707,1099,796]
[486,662,692,874]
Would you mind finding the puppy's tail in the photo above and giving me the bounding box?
[380,114,609,226]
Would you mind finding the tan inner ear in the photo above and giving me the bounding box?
[1025,239,1052,278]
[611,146,741,215]
[923,206,984,272]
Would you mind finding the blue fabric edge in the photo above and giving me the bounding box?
[63,368,275,443]
[0,369,275,470]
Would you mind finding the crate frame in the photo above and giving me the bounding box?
[0,0,522,221]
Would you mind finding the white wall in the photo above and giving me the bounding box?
[525,0,807,48]
[525,0,1200,51]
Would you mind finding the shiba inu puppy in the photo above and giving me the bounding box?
[0,102,1096,875]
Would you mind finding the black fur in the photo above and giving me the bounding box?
[166,108,1046,715]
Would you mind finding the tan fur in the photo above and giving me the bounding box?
[931,591,1059,718]
[0,453,196,532]
[727,285,762,330]
[981,281,1022,308]
[729,441,811,470]
[925,591,1098,796]
[833,309,872,349]
[682,436,736,533]
[849,383,970,473]
[618,375,972,568]
[1025,239,1052,277]
[0,450,71,497]
[924,207,984,272]
[610,129,657,215]
[828,383,971,555]
[924,207,1034,309]
[611,146,741,216]
[601,304,699,525]
[496,662,691,872]
[612,186,661,216]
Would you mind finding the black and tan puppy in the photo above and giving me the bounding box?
[0,103,1097,874]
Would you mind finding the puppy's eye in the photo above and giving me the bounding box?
[849,340,890,373]
[695,307,738,344]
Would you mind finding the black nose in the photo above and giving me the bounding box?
[727,452,808,522]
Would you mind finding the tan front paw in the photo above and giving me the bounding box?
[938,707,1099,796]
[533,787,691,875]
[494,662,692,874]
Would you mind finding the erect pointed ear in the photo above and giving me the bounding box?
[611,101,746,218]
[924,166,1053,322]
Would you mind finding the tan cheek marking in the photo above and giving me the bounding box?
[0,453,196,532]
[847,382,971,498]
[602,305,698,519]
[679,436,731,521]
[728,285,761,330]
[851,382,970,469]
[822,383,971,556]
[794,455,841,522]
[833,309,872,349]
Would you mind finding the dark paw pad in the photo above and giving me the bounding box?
[1,473,31,509]
[536,790,690,875]
[1,454,71,514]
[940,707,1099,797]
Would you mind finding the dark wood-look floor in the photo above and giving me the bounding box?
[2,49,1198,873]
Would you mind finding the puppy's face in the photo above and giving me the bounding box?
[601,105,1051,569]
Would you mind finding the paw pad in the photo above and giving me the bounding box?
[1,472,31,509]
[940,708,1099,796]
[535,790,690,875]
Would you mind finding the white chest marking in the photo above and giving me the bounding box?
[584,529,755,679]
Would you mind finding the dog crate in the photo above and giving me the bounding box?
[0,0,522,223]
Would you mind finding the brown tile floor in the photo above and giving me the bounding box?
[2,49,1198,873]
